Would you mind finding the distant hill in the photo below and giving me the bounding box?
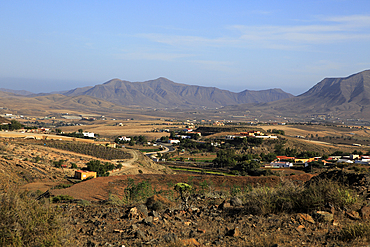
[0,88,33,96]
[63,77,293,108]
[0,93,136,117]
[222,70,370,120]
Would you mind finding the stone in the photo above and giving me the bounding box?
[299,213,315,224]
[142,216,153,226]
[128,207,138,219]
[163,233,178,243]
[146,194,176,211]
[346,210,361,220]
[230,197,243,207]
[136,204,148,217]
[296,225,305,232]
[86,240,98,247]
[360,206,370,219]
[113,229,124,233]
[218,201,232,210]
[226,227,240,237]
[135,229,146,240]
[181,238,201,246]
[150,210,159,218]
[314,211,334,223]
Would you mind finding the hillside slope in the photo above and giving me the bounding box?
[222,70,370,120]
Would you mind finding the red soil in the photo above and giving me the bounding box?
[52,173,315,201]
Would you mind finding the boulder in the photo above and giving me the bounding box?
[146,194,175,211]
[163,233,178,243]
[218,200,232,210]
[136,204,148,217]
[181,238,201,246]
[314,211,334,223]
[135,229,146,240]
[299,213,315,224]
[230,197,243,207]
[360,206,370,219]
[226,227,240,237]
[346,210,361,220]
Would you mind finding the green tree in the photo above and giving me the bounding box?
[9,120,23,130]
[174,183,192,209]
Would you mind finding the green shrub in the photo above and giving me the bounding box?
[51,195,74,203]
[52,184,72,190]
[241,178,359,215]
[86,160,115,177]
[243,180,303,215]
[53,159,65,168]
[107,193,124,206]
[124,178,154,204]
[298,179,358,211]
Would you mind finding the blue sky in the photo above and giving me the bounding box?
[1,0,370,95]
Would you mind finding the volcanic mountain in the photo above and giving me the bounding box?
[62,77,293,108]
[222,70,370,120]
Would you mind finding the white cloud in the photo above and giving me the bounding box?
[136,33,237,47]
[138,14,370,50]
[115,52,194,61]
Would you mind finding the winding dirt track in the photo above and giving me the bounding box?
[110,149,140,175]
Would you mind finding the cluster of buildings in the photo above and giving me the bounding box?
[265,154,370,169]
[226,131,278,140]
[329,154,370,165]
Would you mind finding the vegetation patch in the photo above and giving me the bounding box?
[42,141,131,160]
[0,189,74,246]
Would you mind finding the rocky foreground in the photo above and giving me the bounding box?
[63,191,370,247]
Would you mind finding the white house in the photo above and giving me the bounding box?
[83,132,95,138]
[168,139,180,144]
[336,159,353,164]
[118,136,131,142]
[270,161,293,168]
[179,135,191,139]
[255,135,278,139]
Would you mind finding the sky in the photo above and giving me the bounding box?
[1,0,370,95]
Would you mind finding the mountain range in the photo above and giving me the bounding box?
[61,77,293,108]
[222,69,370,121]
[1,70,370,121]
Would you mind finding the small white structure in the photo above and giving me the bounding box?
[270,161,293,168]
[168,139,180,144]
[179,135,191,139]
[355,160,370,165]
[226,135,235,140]
[118,136,131,142]
[83,132,95,138]
[255,135,278,139]
[336,159,353,164]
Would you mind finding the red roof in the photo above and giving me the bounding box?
[276,156,295,160]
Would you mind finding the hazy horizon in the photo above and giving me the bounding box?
[1,1,370,95]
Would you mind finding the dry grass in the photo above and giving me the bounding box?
[59,119,181,140]
[0,188,75,246]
